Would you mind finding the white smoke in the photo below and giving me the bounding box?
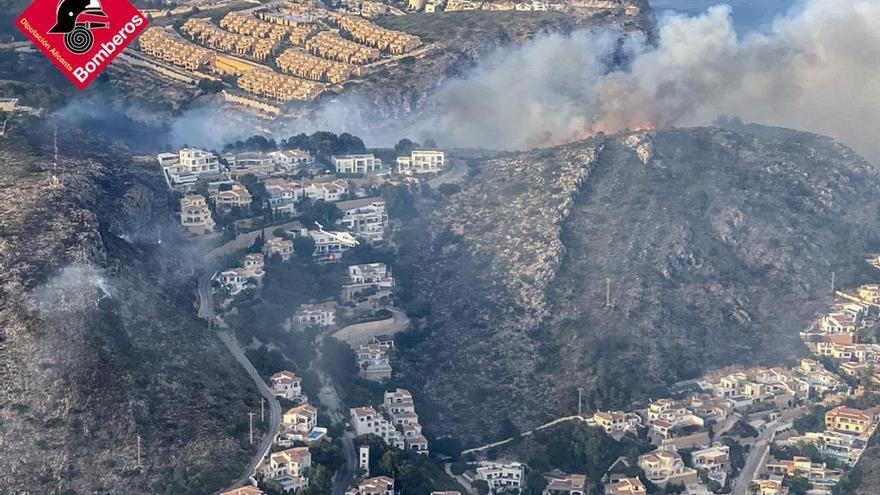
[422,0,880,159]
[30,264,114,315]
[56,0,880,163]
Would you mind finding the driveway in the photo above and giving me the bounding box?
[332,308,409,346]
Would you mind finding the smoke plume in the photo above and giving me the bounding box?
[425,0,880,159]
[54,0,880,163]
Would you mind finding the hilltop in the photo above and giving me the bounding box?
[393,124,880,444]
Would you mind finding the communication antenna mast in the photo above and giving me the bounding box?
[49,125,62,188]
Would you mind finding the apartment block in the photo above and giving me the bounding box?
[277,48,354,83]
[327,13,422,54]
[305,31,381,65]
[237,69,325,102]
[139,27,216,70]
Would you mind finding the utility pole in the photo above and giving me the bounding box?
[831,271,836,294]
[577,387,584,417]
[136,435,142,467]
[248,412,255,445]
[605,278,611,307]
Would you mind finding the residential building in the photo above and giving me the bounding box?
[383,388,428,455]
[332,154,382,174]
[593,410,641,435]
[242,253,265,279]
[220,487,265,495]
[270,370,302,400]
[292,227,359,262]
[789,430,867,466]
[345,476,394,495]
[180,194,215,235]
[637,449,697,486]
[692,444,729,473]
[765,456,842,487]
[0,97,19,112]
[604,477,646,495]
[283,404,318,433]
[159,148,223,187]
[269,149,314,171]
[337,198,388,244]
[754,476,788,495]
[264,178,305,215]
[544,473,587,495]
[293,302,337,328]
[265,447,311,491]
[397,149,445,174]
[264,237,295,261]
[858,284,880,304]
[209,182,253,211]
[343,263,394,302]
[225,151,276,178]
[216,268,247,295]
[821,312,857,334]
[825,406,877,436]
[305,179,349,202]
[356,343,392,381]
[350,407,404,448]
[476,461,524,491]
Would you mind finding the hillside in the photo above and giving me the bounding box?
[393,124,880,444]
[0,117,260,493]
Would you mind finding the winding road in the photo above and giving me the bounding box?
[218,331,283,488]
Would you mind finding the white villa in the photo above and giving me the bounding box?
[476,461,524,492]
[337,198,388,244]
[264,237,295,261]
[225,151,276,178]
[271,370,303,400]
[283,404,318,434]
[242,253,265,279]
[179,194,215,235]
[293,302,337,328]
[158,148,223,188]
[265,447,311,492]
[216,268,247,295]
[269,149,314,171]
[209,181,253,211]
[332,154,382,175]
[345,476,394,495]
[396,149,445,174]
[356,343,392,381]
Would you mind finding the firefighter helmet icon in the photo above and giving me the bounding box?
[47,0,108,54]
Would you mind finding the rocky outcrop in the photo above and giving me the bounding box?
[395,125,880,444]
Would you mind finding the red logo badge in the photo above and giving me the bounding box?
[15,0,148,89]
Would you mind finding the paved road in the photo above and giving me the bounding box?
[312,335,357,495]
[333,432,356,495]
[218,331,282,489]
[197,271,214,319]
[444,463,476,495]
[207,220,304,259]
[332,308,410,346]
[731,407,805,495]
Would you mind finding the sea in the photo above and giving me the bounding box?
[650,0,801,34]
